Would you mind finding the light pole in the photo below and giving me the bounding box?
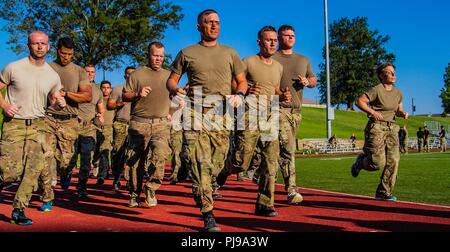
[324,0,333,139]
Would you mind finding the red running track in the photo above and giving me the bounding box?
[1,168,450,232]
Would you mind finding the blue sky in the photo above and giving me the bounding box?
[1,0,449,115]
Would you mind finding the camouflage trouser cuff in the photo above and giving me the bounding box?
[201,205,214,214]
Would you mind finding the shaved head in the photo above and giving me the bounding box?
[28,31,49,45]
[27,30,50,62]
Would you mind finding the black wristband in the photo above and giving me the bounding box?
[237,91,245,98]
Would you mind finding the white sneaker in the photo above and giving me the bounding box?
[144,189,157,207]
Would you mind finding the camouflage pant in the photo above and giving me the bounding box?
[0,118,46,209]
[95,125,113,179]
[361,121,400,197]
[224,127,262,183]
[125,119,170,198]
[229,129,279,207]
[184,129,229,213]
[169,128,183,179]
[247,146,262,179]
[112,121,129,180]
[40,116,79,202]
[73,122,97,190]
[279,108,302,193]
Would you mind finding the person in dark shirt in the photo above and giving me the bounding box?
[417,127,424,153]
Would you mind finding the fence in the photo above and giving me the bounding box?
[424,121,449,138]
[299,138,361,154]
[408,137,448,150]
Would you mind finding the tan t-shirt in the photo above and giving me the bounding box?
[47,61,90,115]
[110,84,131,122]
[78,84,102,121]
[124,66,171,119]
[273,51,315,110]
[244,55,283,97]
[102,97,116,126]
[243,55,283,109]
[1,57,62,119]
[365,84,403,122]
[171,43,245,103]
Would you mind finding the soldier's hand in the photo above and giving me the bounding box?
[139,86,152,98]
[172,93,186,109]
[117,101,127,107]
[298,75,309,87]
[280,87,292,103]
[228,94,244,108]
[56,97,67,108]
[170,88,187,107]
[183,84,192,95]
[371,111,384,121]
[59,89,67,97]
[176,87,187,96]
[248,82,261,95]
[401,111,409,120]
[96,113,105,124]
[2,103,20,117]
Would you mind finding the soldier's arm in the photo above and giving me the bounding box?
[167,71,186,98]
[306,76,318,88]
[122,91,138,102]
[355,94,383,121]
[107,97,125,110]
[123,87,154,102]
[63,84,92,103]
[96,101,106,123]
[231,78,238,94]
[48,90,66,110]
[123,76,153,102]
[0,82,20,116]
[0,82,9,109]
[395,102,409,119]
[97,101,106,116]
[233,72,248,95]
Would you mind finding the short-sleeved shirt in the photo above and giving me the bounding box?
[417,130,424,139]
[243,55,283,109]
[110,84,130,122]
[171,43,245,104]
[439,129,446,138]
[124,66,171,119]
[78,85,102,121]
[1,57,62,119]
[365,84,403,122]
[273,51,315,110]
[424,129,430,139]
[47,61,90,115]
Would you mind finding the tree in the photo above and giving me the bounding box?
[0,0,183,71]
[318,17,395,110]
[440,63,450,115]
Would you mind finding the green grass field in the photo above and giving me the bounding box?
[285,152,450,206]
